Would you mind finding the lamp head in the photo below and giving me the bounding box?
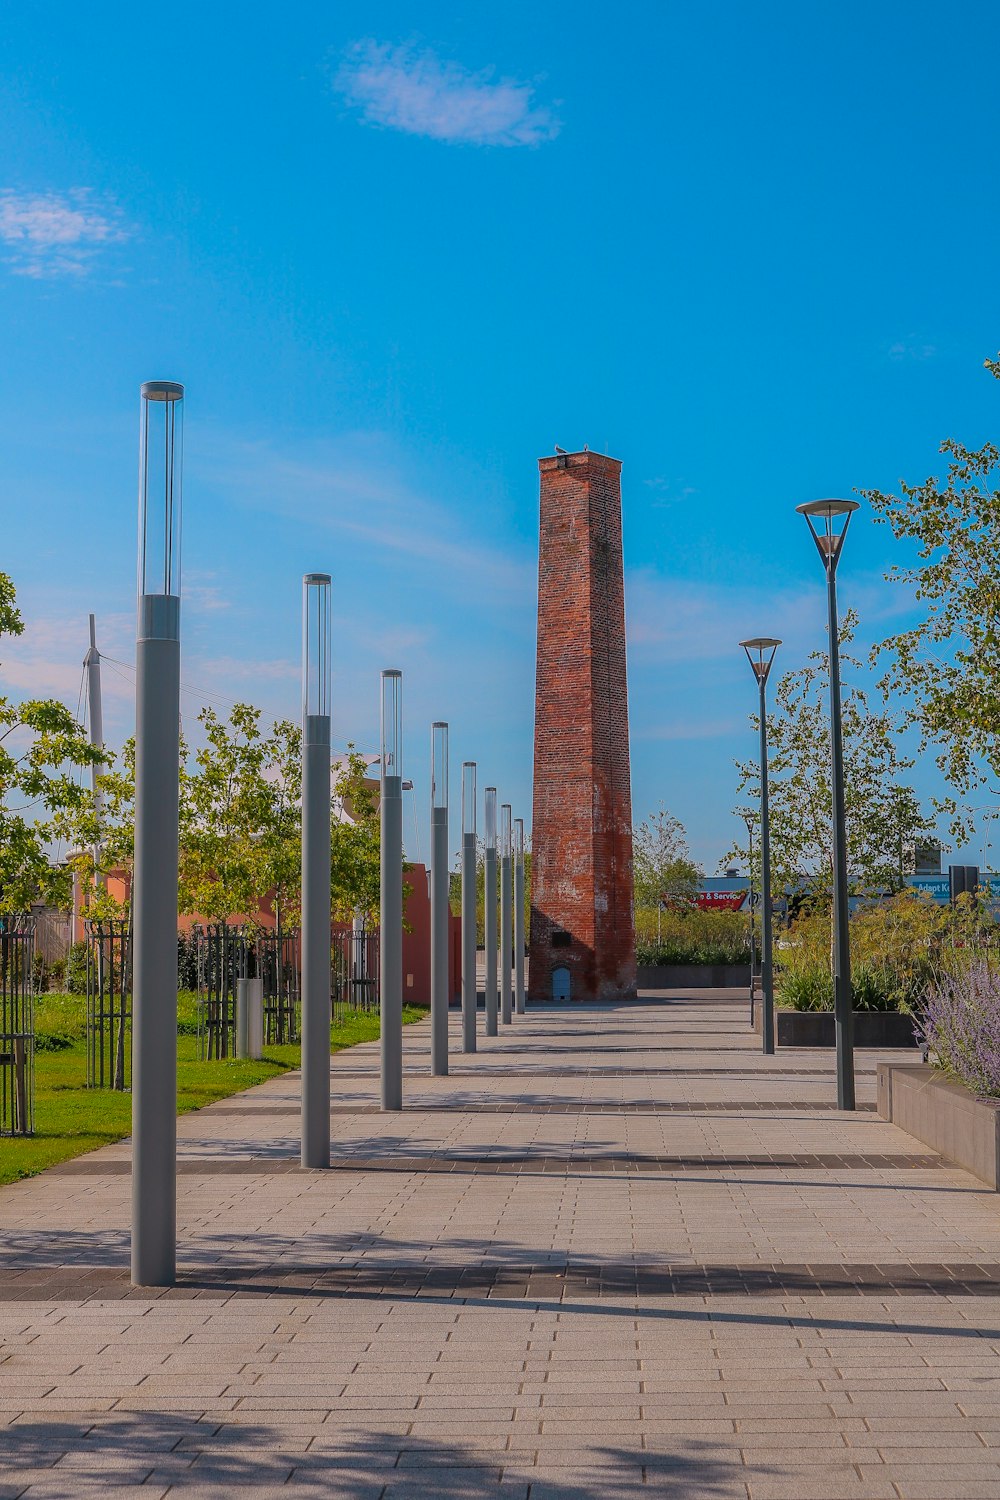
[739,636,781,684]
[797,498,860,570]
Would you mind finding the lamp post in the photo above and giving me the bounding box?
[461,762,477,1053]
[430,723,449,1076]
[798,498,860,1111]
[740,639,781,1056]
[500,804,513,1024]
[743,810,758,1032]
[132,379,183,1287]
[484,788,498,1037]
[514,818,526,1015]
[380,670,403,1110]
[301,574,332,1167]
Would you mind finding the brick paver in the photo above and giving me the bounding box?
[2,991,1000,1497]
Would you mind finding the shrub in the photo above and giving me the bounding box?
[65,940,89,994]
[920,960,1000,1098]
[775,890,958,1014]
[635,907,751,966]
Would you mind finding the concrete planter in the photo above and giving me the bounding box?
[877,1062,1000,1190]
[637,963,750,989]
[753,1005,918,1048]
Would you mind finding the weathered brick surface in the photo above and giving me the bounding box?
[529,451,636,1001]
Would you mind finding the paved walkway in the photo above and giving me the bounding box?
[2,992,1000,1498]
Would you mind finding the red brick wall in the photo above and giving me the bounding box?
[529,451,636,1001]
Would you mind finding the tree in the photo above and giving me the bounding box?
[633,807,702,907]
[0,573,107,913]
[179,704,272,922]
[330,749,381,922]
[863,355,1000,837]
[725,612,936,895]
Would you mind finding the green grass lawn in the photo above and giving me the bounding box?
[0,1000,427,1187]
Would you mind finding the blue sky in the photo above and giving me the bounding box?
[2,2,999,870]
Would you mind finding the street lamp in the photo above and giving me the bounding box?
[301,573,332,1167]
[740,639,781,1056]
[132,379,183,1287]
[798,497,860,1111]
[380,670,403,1110]
[740,810,757,1025]
[430,723,449,1077]
[484,789,498,1036]
[461,762,477,1053]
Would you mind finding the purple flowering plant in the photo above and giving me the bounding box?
[919,959,1000,1098]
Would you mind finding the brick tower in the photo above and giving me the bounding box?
[529,450,636,1002]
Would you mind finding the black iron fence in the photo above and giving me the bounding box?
[332,924,379,1024]
[85,918,131,1090]
[1,916,34,1136]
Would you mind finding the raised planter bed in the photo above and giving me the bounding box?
[753,1005,918,1048]
[877,1062,1000,1190]
[636,963,750,990]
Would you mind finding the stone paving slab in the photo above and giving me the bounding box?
[3,991,1000,1496]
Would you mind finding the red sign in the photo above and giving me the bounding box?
[695,890,747,911]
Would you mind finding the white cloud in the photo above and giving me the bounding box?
[0,188,129,278]
[193,429,535,605]
[887,335,936,362]
[335,40,560,147]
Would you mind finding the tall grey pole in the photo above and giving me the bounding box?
[500,803,512,1024]
[741,640,780,1055]
[85,614,105,884]
[301,574,332,1168]
[461,762,477,1053]
[514,817,526,1015]
[758,673,775,1056]
[380,671,403,1109]
[484,788,498,1037]
[798,499,859,1112]
[131,379,183,1288]
[742,813,756,1026]
[430,723,449,1076]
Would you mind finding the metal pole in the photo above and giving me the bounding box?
[380,671,403,1109]
[759,675,775,1057]
[301,573,332,1168]
[797,499,858,1113]
[301,727,331,1164]
[484,788,498,1037]
[514,818,526,1015]
[132,379,183,1288]
[827,565,855,1110]
[430,724,449,1076]
[500,803,512,1025]
[85,614,105,885]
[744,816,755,1026]
[461,763,477,1053]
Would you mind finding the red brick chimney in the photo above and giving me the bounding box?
[529,450,636,1002]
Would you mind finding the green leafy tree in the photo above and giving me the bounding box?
[725,613,936,895]
[179,704,272,922]
[863,355,1000,837]
[72,738,139,920]
[330,749,381,922]
[0,573,107,913]
[633,806,702,907]
[256,718,302,931]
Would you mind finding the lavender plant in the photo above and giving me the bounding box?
[919,960,1000,1098]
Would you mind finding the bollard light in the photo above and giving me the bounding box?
[514,817,526,1015]
[301,573,332,1168]
[380,671,404,1109]
[500,803,513,1025]
[461,762,477,1053]
[484,788,498,1037]
[132,380,184,1287]
[430,723,449,1077]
